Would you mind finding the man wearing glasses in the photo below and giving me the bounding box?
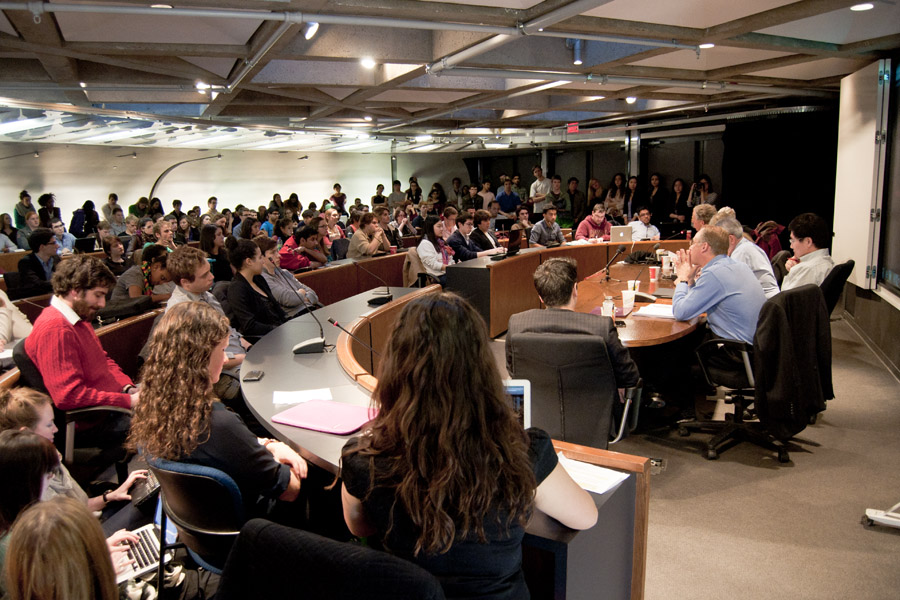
[781,212,834,291]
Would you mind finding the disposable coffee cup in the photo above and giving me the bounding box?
[389,246,397,254]
[649,266,660,281]
[621,290,636,310]
[627,280,640,292]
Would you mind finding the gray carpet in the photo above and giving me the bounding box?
[492,318,900,599]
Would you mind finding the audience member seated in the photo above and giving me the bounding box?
[470,209,500,252]
[691,204,716,233]
[100,235,132,277]
[510,206,533,243]
[389,208,416,237]
[347,213,390,259]
[200,223,232,283]
[672,226,767,344]
[507,257,640,388]
[14,191,32,229]
[374,206,401,248]
[144,219,177,252]
[0,216,16,252]
[345,211,362,237]
[575,204,611,241]
[227,238,287,341]
[255,237,319,317]
[781,212,835,290]
[238,216,262,240]
[717,217,780,298]
[416,216,451,286]
[16,227,60,297]
[37,193,61,229]
[49,218,76,256]
[630,207,661,241]
[129,196,150,219]
[446,213,504,262]
[0,388,149,536]
[25,256,139,443]
[5,496,124,600]
[109,244,172,305]
[165,245,250,408]
[128,303,307,519]
[324,208,345,249]
[341,292,597,599]
[495,177,521,220]
[441,206,458,240]
[279,226,325,271]
[16,211,39,251]
[529,206,566,247]
[129,217,155,255]
[0,289,31,371]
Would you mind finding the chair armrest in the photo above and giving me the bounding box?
[611,379,643,445]
[64,405,133,422]
[695,338,754,389]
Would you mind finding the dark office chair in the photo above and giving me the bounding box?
[770,250,791,287]
[217,519,446,600]
[506,332,641,449]
[13,342,131,470]
[819,259,854,315]
[147,457,244,579]
[331,237,350,260]
[679,285,832,462]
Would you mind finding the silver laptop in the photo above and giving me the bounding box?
[503,379,532,428]
[610,225,633,243]
[114,498,177,584]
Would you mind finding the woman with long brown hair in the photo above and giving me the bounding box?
[127,302,306,517]
[341,292,596,599]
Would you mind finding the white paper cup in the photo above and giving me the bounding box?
[627,280,640,292]
[622,290,636,310]
[649,266,659,281]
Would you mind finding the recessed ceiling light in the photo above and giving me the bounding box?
[625,96,637,104]
[363,115,373,122]
[699,43,715,49]
[361,57,376,69]
[850,3,874,10]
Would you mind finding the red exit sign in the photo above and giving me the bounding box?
[567,122,579,133]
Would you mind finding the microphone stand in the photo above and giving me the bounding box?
[291,276,326,354]
[328,318,381,357]
[356,258,393,306]
[603,245,627,283]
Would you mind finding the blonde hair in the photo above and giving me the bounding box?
[127,302,230,459]
[709,206,735,226]
[0,388,52,431]
[4,496,118,600]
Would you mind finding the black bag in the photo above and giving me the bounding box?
[94,295,155,326]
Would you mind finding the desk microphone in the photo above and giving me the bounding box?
[603,245,627,282]
[662,229,687,241]
[291,280,326,354]
[327,318,381,357]
[355,259,393,306]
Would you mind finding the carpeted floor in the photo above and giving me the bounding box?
[493,317,900,599]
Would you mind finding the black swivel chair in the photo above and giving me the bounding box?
[770,250,792,287]
[819,259,855,315]
[330,237,351,261]
[506,332,641,449]
[218,519,446,600]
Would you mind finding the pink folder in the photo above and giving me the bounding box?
[272,400,378,435]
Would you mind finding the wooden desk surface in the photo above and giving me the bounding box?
[575,262,702,347]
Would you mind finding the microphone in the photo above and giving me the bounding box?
[602,244,626,282]
[355,259,393,306]
[290,277,325,354]
[662,229,687,241]
[327,318,381,357]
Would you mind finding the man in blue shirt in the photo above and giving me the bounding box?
[529,206,566,248]
[495,178,521,219]
[261,208,279,237]
[50,218,76,256]
[672,225,766,344]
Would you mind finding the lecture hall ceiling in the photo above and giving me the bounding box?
[0,0,897,153]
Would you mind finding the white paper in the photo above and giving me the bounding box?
[634,304,675,319]
[273,388,332,405]
[0,349,12,359]
[557,452,629,495]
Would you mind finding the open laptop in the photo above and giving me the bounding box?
[74,237,97,253]
[114,498,177,584]
[506,228,523,256]
[610,225,633,244]
[503,379,532,429]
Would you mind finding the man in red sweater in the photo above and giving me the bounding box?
[25,256,139,441]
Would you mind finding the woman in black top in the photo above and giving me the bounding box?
[670,178,690,224]
[200,224,232,282]
[647,173,670,225]
[341,293,596,600]
[37,193,61,228]
[226,238,287,341]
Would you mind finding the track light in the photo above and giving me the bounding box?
[625,96,637,104]
[361,57,376,69]
[572,39,583,66]
[303,22,319,40]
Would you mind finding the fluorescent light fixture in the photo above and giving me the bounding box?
[248,138,304,150]
[195,81,210,91]
[77,129,145,143]
[411,143,442,152]
[361,57,376,69]
[0,118,48,135]
[357,133,371,139]
[174,133,242,146]
[484,143,507,149]
[698,43,715,49]
[151,4,173,8]
[625,96,637,104]
[414,134,433,143]
[303,22,319,40]
[850,3,874,10]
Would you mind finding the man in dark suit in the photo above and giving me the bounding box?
[447,213,504,261]
[16,227,61,297]
[469,209,500,252]
[506,256,639,388]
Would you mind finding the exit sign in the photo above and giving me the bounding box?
[567,122,579,133]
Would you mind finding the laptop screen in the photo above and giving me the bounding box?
[503,379,531,429]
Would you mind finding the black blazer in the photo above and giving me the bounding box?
[446,230,481,262]
[227,273,287,341]
[16,253,59,296]
[469,228,499,252]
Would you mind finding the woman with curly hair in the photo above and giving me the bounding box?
[341,293,597,599]
[127,302,307,517]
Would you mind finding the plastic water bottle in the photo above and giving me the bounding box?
[602,296,615,318]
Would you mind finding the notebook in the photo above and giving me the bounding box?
[272,399,378,435]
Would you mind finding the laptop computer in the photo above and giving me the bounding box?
[610,225,633,244]
[74,237,97,253]
[114,498,177,584]
[506,228,522,256]
[503,379,532,429]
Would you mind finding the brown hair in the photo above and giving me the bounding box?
[0,430,59,534]
[4,497,118,600]
[0,388,52,431]
[166,245,207,284]
[127,302,230,459]
[473,209,491,226]
[51,256,116,296]
[532,257,577,307]
[343,292,534,556]
[696,225,729,256]
[253,236,278,254]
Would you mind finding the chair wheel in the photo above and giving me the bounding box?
[808,413,817,425]
[705,448,718,460]
[861,515,874,528]
[678,426,689,437]
[777,449,790,463]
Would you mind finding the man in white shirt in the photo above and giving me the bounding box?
[781,212,834,291]
[529,165,551,215]
[630,208,660,241]
[718,217,780,298]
